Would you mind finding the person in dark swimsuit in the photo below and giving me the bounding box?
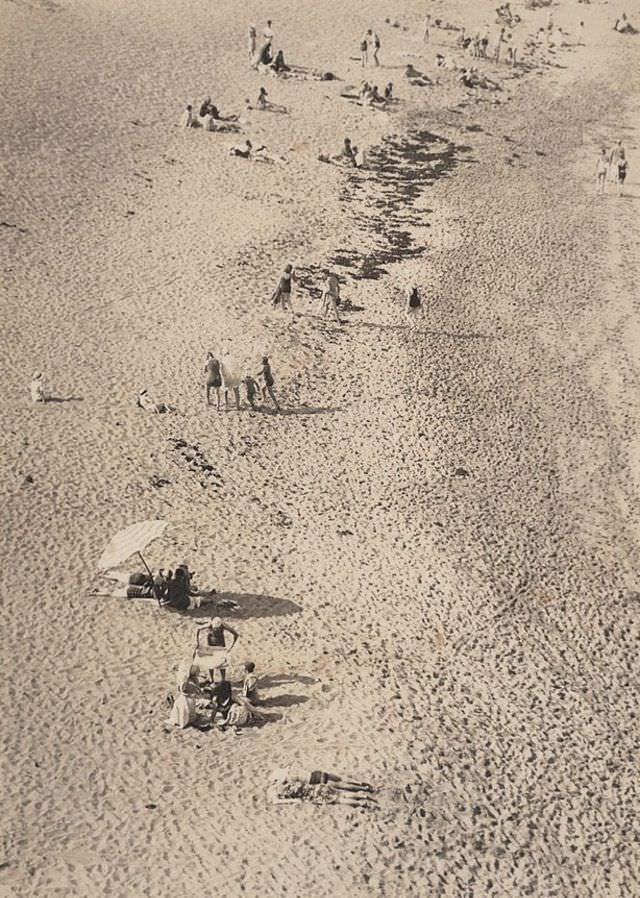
[164,567,191,610]
[204,352,222,409]
[196,617,240,681]
[271,264,295,312]
[258,356,280,412]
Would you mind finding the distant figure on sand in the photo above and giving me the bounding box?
[258,356,280,411]
[179,104,195,128]
[405,284,423,325]
[136,389,175,414]
[269,769,376,807]
[616,155,628,196]
[30,371,50,403]
[320,273,343,325]
[270,263,295,312]
[248,24,257,60]
[204,352,222,408]
[360,34,368,66]
[423,14,431,42]
[242,661,260,701]
[596,149,608,193]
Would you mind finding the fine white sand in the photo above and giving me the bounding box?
[1,0,639,896]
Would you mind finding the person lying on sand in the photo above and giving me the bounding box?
[229,139,287,164]
[404,64,433,87]
[136,389,175,413]
[613,13,637,33]
[268,769,377,807]
[459,68,500,90]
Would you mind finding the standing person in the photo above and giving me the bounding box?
[196,617,240,682]
[270,263,295,312]
[494,27,505,62]
[577,20,585,45]
[371,30,381,66]
[616,154,628,196]
[608,140,625,184]
[248,24,257,60]
[263,19,274,42]
[221,354,242,410]
[204,351,222,409]
[405,283,423,326]
[596,148,608,194]
[258,356,281,411]
[320,272,343,325]
[360,33,368,66]
[423,14,431,43]
[179,104,194,128]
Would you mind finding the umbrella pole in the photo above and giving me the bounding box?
[138,552,162,607]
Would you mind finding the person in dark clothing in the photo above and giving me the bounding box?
[258,356,281,411]
[164,567,191,610]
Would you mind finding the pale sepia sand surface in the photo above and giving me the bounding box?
[1,0,640,896]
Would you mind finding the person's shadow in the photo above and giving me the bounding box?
[259,693,311,708]
[45,395,84,403]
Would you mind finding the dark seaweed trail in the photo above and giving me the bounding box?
[331,129,469,280]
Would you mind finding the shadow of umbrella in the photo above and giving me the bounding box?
[177,592,303,620]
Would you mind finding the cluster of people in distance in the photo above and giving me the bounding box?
[180,96,240,132]
[268,264,343,325]
[359,28,381,66]
[595,141,629,195]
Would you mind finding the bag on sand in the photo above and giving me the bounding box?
[168,693,196,728]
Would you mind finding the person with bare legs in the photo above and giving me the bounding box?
[596,148,608,194]
[204,352,222,408]
[320,272,343,325]
[269,769,377,807]
[258,356,281,412]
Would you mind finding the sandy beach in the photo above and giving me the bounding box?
[1,0,640,895]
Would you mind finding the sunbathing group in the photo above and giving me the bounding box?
[180,97,240,132]
[268,768,377,808]
[124,563,217,609]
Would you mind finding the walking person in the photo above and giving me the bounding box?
[320,272,343,325]
[270,263,295,313]
[360,33,368,66]
[423,14,431,43]
[616,154,628,196]
[494,27,505,62]
[608,140,625,187]
[596,149,608,194]
[576,20,585,45]
[204,352,222,409]
[258,356,281,412]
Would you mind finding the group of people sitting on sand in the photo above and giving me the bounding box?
[180,97,241,132]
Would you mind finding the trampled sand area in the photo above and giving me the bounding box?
[1,0,639,895]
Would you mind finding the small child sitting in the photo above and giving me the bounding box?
[242,661,259,702]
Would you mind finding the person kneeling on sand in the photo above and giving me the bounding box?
[268,769,377,807]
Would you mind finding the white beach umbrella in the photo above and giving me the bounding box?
[98,519,167,573]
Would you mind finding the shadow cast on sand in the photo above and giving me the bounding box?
[258,693,311,708]
[178,592,303,620]
[45,395,84,403]
[259,673,319,688]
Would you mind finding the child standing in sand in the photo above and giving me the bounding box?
[243,376,261,410]
[596,149,608,194]
[242,661,259,701]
